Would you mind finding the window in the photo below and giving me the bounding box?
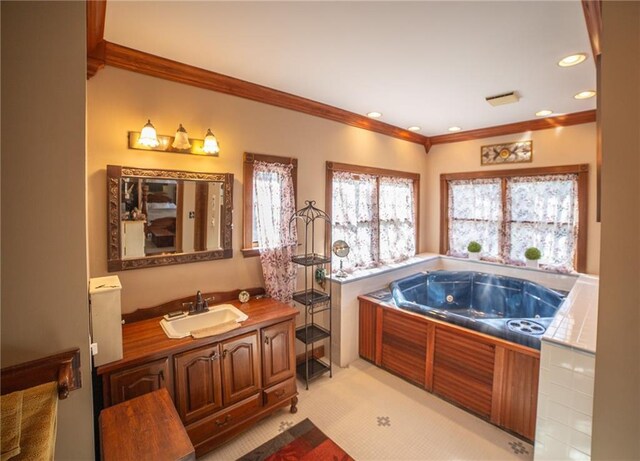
[441,165,588,272]
[327,162,419,272]
[243,153,297,257]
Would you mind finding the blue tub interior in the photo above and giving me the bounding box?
[390,270,567,349]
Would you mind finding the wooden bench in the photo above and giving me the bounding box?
[100,388,194,461]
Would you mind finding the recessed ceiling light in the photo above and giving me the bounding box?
[558,53,587,67]
[448,126,461,132]
[574,90,596,100]
[407,126,421,132]
[535,110,553,117]
[366,111,382,118]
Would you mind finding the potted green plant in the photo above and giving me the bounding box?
[524,247,542,268]
[467,241,482,260]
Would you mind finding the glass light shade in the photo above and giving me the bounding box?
[172,124,191,149]
[139,119,160,147]
[203,129,220,154]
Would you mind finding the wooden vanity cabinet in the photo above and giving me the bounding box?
[220,332,260,405]
[109,358,170,406]
[261,321,295,387]
[174,344,223,425]
[97,299,299,458]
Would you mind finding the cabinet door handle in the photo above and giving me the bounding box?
[222,349,228,359]
[215,414,231,427]
[209,352,219,361]
[158,370,165,382]
[264,337,270,345]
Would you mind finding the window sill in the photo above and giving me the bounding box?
[328,253,440,285]
[241,248,260,258]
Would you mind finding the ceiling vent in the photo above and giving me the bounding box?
[486,91,520,107]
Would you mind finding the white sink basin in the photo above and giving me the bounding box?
[160,304,248,339]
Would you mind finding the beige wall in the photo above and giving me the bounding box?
[592,1,640,458]
[1,2,94,459]
[87,67,427,311]
[426,123,600,275]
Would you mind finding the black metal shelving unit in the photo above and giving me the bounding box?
[289,201,332,389]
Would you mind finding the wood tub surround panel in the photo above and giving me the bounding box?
[97,297,299,457]
[380,308,429,387]
[358,299,378,362]
[499,349,540,440]
[432,328,495,418]
[358,296,540,441]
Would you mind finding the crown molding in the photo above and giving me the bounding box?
[429,110,596,146]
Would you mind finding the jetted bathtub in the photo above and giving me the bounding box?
[390,270,567,349]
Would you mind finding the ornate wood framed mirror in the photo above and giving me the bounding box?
[107,165,233,271]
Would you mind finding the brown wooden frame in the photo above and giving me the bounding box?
[1,348,82,399]
[439,164,589,273]
[107,165,233,271]
[325,161,420,262]
[430,111,596,146]
[242,153,298,257]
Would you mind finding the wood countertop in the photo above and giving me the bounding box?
[97,297,298,375]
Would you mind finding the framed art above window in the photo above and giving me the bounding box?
[440,164,589,273]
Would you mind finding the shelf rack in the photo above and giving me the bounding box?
[289,200,332,389]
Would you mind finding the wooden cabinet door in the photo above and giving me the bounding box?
[174,344,223,424]
[221,332,260,405]
[109,358,169,405]
[432,327,495,418]
[262,320,295,387]
[380,308,429,387]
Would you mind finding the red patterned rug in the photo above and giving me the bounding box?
[237,418,354,461]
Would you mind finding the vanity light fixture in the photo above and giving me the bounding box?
[558,53,587,67]
[128,122,220,157]
[535,110,553,117]
[574,90,596,100]
[138,119,160,148]
[171,124,191,150]
[366,111,382,119]
[202,129,220,155]
[448,126,462,132]
[407,126,421,132]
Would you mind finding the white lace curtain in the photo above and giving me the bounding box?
[332,171,378,272]
[379,176,416,263]
[448,174,579,271]
[448,178,502,259]
[253,161,297,302]
[332,171,416,272]
[506,174,578,271]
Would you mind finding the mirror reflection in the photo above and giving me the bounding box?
[121,178,224,257]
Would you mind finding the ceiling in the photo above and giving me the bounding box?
[104,1,596,136]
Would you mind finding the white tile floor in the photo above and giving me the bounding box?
[203,359,533,460]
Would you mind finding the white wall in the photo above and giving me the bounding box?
[1,2,94,459]
[592,1,640,458]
